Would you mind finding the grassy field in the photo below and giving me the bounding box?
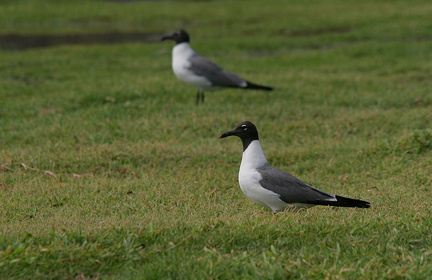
[1,0,432,279]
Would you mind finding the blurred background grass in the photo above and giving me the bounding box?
[0,0,431,279]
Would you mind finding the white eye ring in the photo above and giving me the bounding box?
[241,125,247,130]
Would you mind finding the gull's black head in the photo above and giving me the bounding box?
[220,121,259,151]
[162,30,190,44]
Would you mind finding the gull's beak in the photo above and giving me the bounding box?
[161,34,174,41]
[220,130,234,139]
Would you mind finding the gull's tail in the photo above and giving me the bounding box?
[244,81,273,91]
[310,195,371,208]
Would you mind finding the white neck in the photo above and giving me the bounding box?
[240,140,268,171]
[172,42,195,60]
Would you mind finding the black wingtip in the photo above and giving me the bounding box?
[308,195,371,208]
[245,81,273,91]
[333,195,371,208]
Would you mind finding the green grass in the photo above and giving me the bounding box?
[1,0,432,279]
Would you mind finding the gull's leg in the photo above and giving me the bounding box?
[196,90,200,105]
[196,89,204,105]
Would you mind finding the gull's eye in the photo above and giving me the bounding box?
[241,125,247,130]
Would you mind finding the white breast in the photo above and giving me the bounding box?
[238,140,288,213]
[172,43,212,89]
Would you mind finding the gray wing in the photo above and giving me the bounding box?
[257,163,336,204]
[188,53,247,87]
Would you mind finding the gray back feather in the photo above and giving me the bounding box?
[188,53,246,87]
[257,163,335,203]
